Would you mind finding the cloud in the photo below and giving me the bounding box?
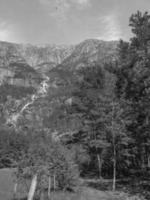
[75,0,90,7]
[39,0,91,23]
[50,0,70,22]
[97,14,122,41]
[73,0,91,10]
[39,0,90,7]
[0,21,12,42]
[39,0,69,23]
[0,20,21,43]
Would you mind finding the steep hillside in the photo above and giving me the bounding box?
[0,39,117,90]
[59,39,118,71]
[0,41,74,73]
[0,39,118,127]
[0,41,25,66]
[15,40,118,131]
[0,39,117,74]
[18,44,75,73]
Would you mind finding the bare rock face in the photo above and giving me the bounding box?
[0,38,118,93]
[0,39,118,127]
[60,39,118,71]
[0,41,69,87]
[0,41,74,72]
[0,39,117,78]
[0,38,118,106]
[18,44,75,73]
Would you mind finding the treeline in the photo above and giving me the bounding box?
[0,10,150,199]
[67,10,150,188]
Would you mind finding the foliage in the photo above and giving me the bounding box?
[1,10,150,198]
[0,128,29,168]
[0,84,35,103]
[16,131,79,193]
[115,11,150,171]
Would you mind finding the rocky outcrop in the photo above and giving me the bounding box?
[0,39,118,92]
[0,38,118,128]
[59,39,118,71]
[18,44,75,72]
[0,39,118,91]
[0,62,42,88]
[0,39,118,77]
[0,41,74,74]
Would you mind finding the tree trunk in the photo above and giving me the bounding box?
[53,174,56,191]
[13,182,18,199]
[24,180,29,193]
[40,191,44,200]
[97,154,102,179]
[27,174,38,200]
[113,146,116,191]
[147,154,150,168]
[141,148,145,169]
[48,176,51,200]
[112,102,116,191]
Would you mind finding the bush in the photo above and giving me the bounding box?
[16,134,80,195]
[52,144,80,191]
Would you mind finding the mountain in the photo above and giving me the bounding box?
[0,39,118,88]
[47,39,118,103]
[58,39,118,71]
[0,39,118,127]
[0,41,74,72]
[0,41,74,103]
[0,41,42,88]
[18,39,118,130]
[18,44,75,73]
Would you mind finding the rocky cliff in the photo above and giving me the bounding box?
[0,39,117,88]
[59,39,118,71]
[0,39,118,127]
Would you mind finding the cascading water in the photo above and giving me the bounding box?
[6,75,49,126]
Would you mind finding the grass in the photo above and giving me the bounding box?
[0,168,26,200]
[0,168,15,200]
[0,168,146,200]
[51,188,121,200]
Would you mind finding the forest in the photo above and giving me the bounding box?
[1,11,150,200]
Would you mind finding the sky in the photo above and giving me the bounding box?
[0,0,149,45]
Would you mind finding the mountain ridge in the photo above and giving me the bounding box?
[0,38,118,127]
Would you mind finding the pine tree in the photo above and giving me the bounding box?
[70,62,131,185]
[70,63,110,178]
[116,11,150,171]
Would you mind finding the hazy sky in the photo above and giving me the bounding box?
[0,0,149,44]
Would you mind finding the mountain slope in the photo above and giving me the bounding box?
[0,41,74,73]
[58,39,118,71]
[0,39,118,127]
[18,44,75,73]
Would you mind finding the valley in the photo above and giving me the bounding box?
[0,19,150,200]
[1,0,150,199]
[0,39,117,128]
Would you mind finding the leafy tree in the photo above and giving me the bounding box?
[16,130,79,199]
[102,97,131,190]
[116,11,150,171]
[70,60,133,191]
[70,64,109,178]
[0,127,29,168]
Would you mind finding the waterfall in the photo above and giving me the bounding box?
[6,76,49,125]
[20,94,36,113]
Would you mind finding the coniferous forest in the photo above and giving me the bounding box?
[1,11,150,200]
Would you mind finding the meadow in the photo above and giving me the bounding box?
[0,168,144,200]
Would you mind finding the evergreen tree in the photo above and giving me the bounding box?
[71,63,131,186]
[116,11,150,171]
